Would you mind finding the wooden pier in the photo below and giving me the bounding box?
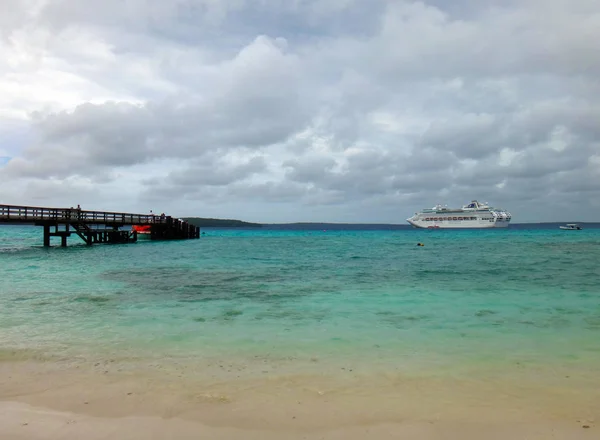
[0,204,200,247]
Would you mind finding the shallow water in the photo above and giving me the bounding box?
[1,225,599,382]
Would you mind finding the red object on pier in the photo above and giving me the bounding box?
[132,225,151,234]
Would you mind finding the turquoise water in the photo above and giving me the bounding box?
[1,225,600,379]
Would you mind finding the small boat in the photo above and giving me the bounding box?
[559,223,582,230]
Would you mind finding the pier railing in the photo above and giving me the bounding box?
[0,204,166,225]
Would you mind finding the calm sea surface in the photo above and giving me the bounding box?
[1,225,599,381]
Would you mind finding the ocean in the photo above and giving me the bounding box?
[1,224,599,428]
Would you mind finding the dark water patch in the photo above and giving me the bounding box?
[74,295,111,304]
[254,307,329,323]
[100,267,200,288]
[192,317,206,322]
[518,316,572,329]
[179,297,223,303]
[177,286,308,303]
[255,292,305,301]
[553,307,584,315]
[254,309,297,320]
[349,270,389,284]
[101,266,327,303]
[545,316,573,329]
[376,311,431,328]
[537,241,600,251]
[8,290,69,304]
[584,316,600,329]
[244,273,286,282]
[415,268,460,276]
[475,309,497,317]
[182,284,210,289]
[213,309,244,321]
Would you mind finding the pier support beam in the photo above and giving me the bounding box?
[61,224,69,247]
[43,225,50,247]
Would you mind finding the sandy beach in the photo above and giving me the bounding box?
[2,402,596,440]
[1,358,597,440]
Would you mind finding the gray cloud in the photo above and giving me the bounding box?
[1,0,599,222]
[164,155,267,187]
[2,34,311,179]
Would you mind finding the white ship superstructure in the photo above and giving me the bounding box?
[407,200,511,229]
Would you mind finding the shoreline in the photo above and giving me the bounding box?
[1,359,597,439]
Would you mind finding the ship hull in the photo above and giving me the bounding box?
[406,218,510,229]
[407,200,511,229]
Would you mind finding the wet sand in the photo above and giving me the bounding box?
[1,358,597,439]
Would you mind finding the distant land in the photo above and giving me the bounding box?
[182,218,600,230]
[182,218,262,228]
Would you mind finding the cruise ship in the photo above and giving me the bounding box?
[407,200,511,229]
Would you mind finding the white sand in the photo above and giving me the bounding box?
[1,359,597,439]
[1,401,596,440]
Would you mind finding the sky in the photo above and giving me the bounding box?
[1,0,599,223]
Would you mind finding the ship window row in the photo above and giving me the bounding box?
[423,217,478,221]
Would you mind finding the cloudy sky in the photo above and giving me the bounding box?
[1,0,599,223]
